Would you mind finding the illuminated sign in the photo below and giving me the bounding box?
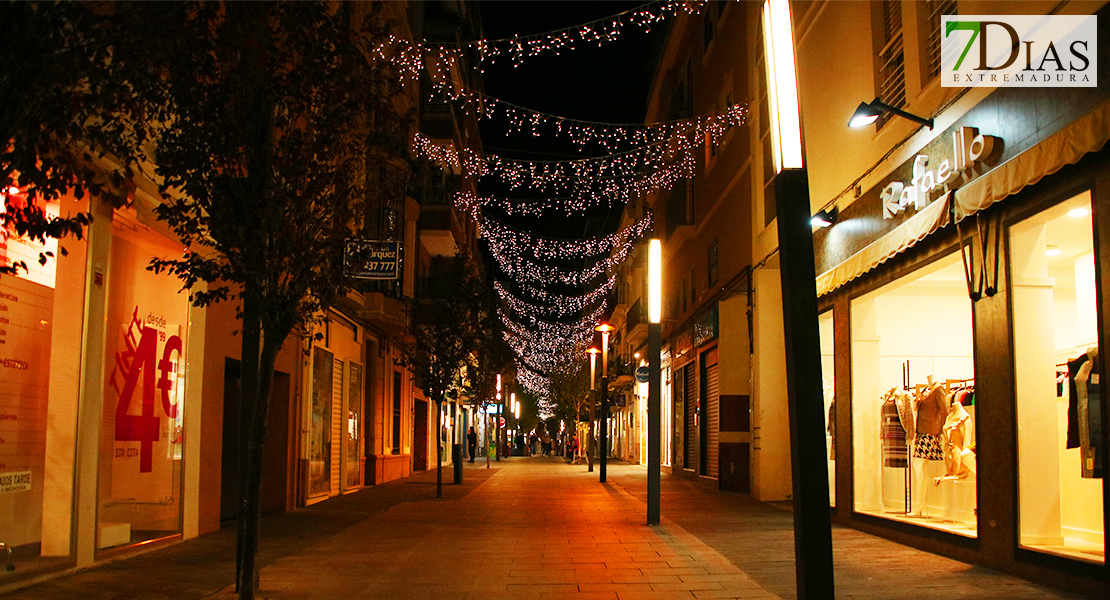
[882,127,1000,220]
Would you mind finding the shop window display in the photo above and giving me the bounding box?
[851,252,977,537]
[98,212,190,551]
[0,196,85,576]
[1011,191,1104,563]
[819,311,835,507]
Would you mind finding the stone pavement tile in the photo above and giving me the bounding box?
[692,589,780,599]
[609,573,682,584]
[539,593,620,600]
[639,566,710,577]
[579,582,656,593]
[651,581,727,591]
[616,590,696,600]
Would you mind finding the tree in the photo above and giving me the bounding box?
[0,1,158,274]
[409,245,484,496]
[464,264,515,467]
[137,3,405,598]
[548,364,593,467]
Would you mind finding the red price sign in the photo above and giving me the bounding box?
[113,311,182,474]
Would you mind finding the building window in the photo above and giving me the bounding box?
[850,250,977,538]
[877,0,906,124]
[680,277,689,314]
[707,240,718,287]
[689,268,697,307]
[392,371,402,454]
[703,1,719,52]
[923,0,957,81]
[1011,191,1104,564]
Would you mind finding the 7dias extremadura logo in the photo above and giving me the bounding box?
[942,15,1097,87]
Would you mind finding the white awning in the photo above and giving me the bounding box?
[815,193,949,297]
[816,97,1110,298]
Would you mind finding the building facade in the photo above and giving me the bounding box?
[796,0,1108,592]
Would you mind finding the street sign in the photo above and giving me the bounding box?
[345,239,400,280]
[635,366,649,383]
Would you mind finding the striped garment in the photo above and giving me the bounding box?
[881,400,908,467]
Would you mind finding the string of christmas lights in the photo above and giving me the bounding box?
[375,0,708,80]
[496,277,612,320]
[490,241,633,287]
[482,213,652,262]
[428,87,748,153]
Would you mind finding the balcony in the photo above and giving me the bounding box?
[368,107,409,157]
[418,177,464,257]
[419,100,458,143]
[337,280,412,340]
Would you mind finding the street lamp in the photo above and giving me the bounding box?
[594,322,614,483]
[647,238,662,525]
[763,0,835,596]
[586,347,600,472]
[495,374,502,462]
[848,98,934,129]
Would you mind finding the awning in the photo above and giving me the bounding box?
[955,97,1110,221]
[815,192,949,297]
[816,97,1110,298]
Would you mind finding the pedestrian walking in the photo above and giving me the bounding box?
[467,426,477,462]
[541,431,551,456]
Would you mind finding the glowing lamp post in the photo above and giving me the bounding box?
[586,347,600,472]
[594,323,614,483]
[763,0,835,596]
[495,374,502,462]
[647,239,662,525]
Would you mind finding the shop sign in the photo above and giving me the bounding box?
[615,393,628,407]
[881,127,1001,220]
[0,470,31,494]
[345,240,400,280]
[110,307,184,479]
[635,366,649,383]
[693,305,719,347]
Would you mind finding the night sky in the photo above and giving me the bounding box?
[475,1,669,240]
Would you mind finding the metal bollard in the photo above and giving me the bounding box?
[452,443,463,484]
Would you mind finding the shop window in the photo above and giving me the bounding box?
[308,347,333,497]
[0,196,84,575]
[99,213,192,550]
[851,251,977,538]
[819,310,835,507]
[1011,191,1104,564]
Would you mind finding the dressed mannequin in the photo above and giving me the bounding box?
[934,395,975,485]
[910,374,946,516]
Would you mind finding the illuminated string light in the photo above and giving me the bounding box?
[481,214,652,262]
[374,1,708,80]
[495,276,614,319]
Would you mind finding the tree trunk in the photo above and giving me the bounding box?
[238,333,284,600]
[435,399,443,498]
[234,297,260,593]
[485,410,490,469]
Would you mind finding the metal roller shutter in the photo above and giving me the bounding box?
[329,358,344,496]
[685,363,696,470]
[706,362,719,478]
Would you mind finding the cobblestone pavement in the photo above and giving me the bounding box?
[3,456,1100,599]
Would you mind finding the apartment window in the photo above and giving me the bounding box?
[392,371,402,454]
[707,240,719,287]
[689,268,697,307]
[680,277,689,314]
[703,1,719,52]
[877,0,906,123]
[923,0,957,80]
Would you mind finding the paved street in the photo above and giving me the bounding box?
[5,457,1096,599]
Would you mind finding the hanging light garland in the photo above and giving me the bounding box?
[375,0,708,82]
[490,241,633,287]
[429,87,748,153]
[496,278,612,320]
[481,213,652,262]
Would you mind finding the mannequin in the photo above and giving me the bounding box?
[934,395,975,485]
[910,374,946,516]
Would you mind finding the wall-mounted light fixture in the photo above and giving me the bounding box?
[849,98,934,129]
[811,207,838,228]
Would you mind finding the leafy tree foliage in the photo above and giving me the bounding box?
[0,1,159,274]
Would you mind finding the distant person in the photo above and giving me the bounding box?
[541,431,551,456]
[467,427,477,462]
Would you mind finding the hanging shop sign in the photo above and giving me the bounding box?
[635,366,650,383]
[693,305,719,347]
[881,127,1002,220]
[345,240,400,280]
